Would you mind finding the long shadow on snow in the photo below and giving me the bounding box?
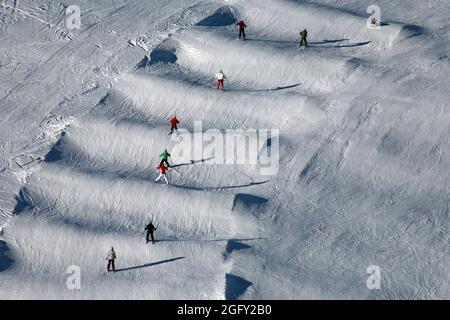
[309,41,371,48]
[247,38,349,45]
[0,240,14,272]
[196,7,236,27]
[170,180,270,191]
[115,257,185,273]
[227,83,301,92]
[171,157,215,168]
[155,237,266,244]
[247,38,371,48]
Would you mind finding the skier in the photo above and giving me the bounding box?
[215,70,227,90]
[169,114,179,135]
[237,20,247,40]
[300,29,308,47]
[145,221,157,244]
[106,247,116,272]
[155,163,169,184]
[159,149,171,167]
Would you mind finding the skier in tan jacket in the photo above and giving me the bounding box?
[106,247,116,272]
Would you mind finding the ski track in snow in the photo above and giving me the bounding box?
[1,0,449,299]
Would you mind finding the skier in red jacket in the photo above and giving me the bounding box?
[155,164,169,184]
[237,20,247,40]
[169,114,179,135]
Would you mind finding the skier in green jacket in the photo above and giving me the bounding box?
[159,149,171,167]
[300,29,308,47]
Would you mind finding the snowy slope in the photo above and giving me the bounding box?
[1,0,449,299]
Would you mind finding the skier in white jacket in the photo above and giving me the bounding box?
[215,70,227,90]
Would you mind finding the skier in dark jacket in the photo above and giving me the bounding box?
[300,29,308,47]
[237,20,247,40]
[145,222,157,244]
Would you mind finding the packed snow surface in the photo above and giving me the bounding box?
[0,0,449,299]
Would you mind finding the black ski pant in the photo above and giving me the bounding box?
[107,259,115,272]
[146,231,155,244]
[239,29,246,39]
[159,159,170,167]
[300,38,308,47]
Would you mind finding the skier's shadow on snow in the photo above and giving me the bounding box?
[171,157,215,168]
[115,257,185,273]
[309,41,372,48]
[246,38,371,48]
[155,237,266,244]
[310,39,350,44]
[247,38,348,45]
[170,180,270,191]
[228,83,301,93]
